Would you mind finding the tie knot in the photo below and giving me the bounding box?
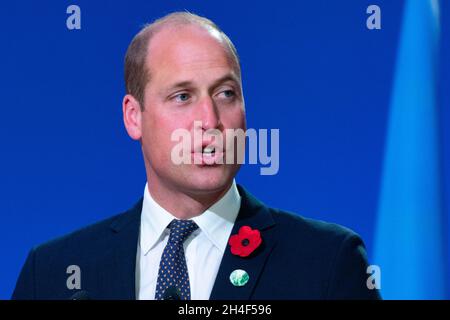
[168,219,198,244]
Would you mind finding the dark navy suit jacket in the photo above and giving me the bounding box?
[12,185,381,300]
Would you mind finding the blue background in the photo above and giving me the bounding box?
[0,0,449,299]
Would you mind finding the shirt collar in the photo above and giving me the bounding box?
[140,180,241,255]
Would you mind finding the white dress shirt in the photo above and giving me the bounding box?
[135,180,241,300]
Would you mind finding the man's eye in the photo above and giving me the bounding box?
[174,93,190,102]
[219,90,235,99]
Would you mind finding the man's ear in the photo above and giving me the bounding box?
[123,94,143,140]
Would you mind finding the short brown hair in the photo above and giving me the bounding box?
[124,11,241,110]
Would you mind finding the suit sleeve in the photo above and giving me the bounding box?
[326,233,382,300]
[11,248,37,300]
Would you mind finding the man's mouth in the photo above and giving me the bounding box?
[202,146,216,157]
[191,146,224,165]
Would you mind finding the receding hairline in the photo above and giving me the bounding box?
[142,13,238,59]
[138,12,241,80]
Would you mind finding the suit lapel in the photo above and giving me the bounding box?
[210,186,277,300]
[104,199,142,300]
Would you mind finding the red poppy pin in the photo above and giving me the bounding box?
[228,226,262,257]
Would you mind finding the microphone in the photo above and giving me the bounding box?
[162,286,181,300]
[70,290,91,300]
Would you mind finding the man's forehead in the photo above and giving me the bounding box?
[145,25,238,76]
[147,25,233,62]
[148,23,225,51]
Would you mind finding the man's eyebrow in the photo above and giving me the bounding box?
[164,81,195,94]
[164,74,241,94]
[210,74,241,89]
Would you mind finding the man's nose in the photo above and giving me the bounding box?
[199,96,221,130]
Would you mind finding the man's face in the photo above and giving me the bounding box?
[138,25,245,197]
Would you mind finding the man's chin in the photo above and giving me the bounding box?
[188,178,231,194]
[184,170,234,195]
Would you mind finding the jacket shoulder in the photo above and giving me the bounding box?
[32,199,142,261]
[12,200,142,300]
[271,208,361,243]
[265,208,380,299]
[36,211,125,254]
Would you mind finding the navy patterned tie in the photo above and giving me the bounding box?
[155,219,198,300]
